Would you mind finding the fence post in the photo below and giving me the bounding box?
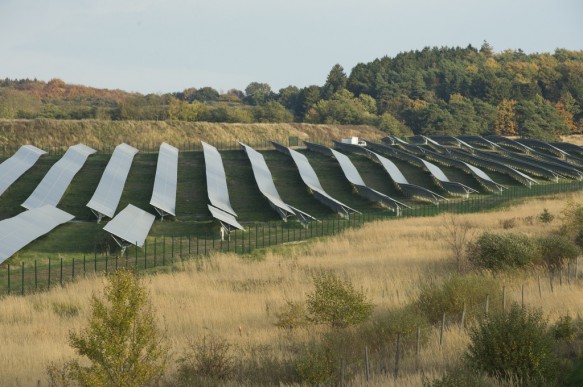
[416,326,421,370]
[21,262,24,296]
[460,303,466,328]
[365,346,370,382]
[502,286,506,311]
[48,259,51,289]
[72,257,75,280]
[394,333,401,380]
[439,312,446,348]
[34,260,38,291]
[485,295,490,317]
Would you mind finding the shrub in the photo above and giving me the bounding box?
[538,208,555,223]
[417,274,500,324]
[362,305,429,352]
[47,269,169,386]
[176,334,234,385]
[424,365,494,387]
[466,304,557,385]
[306,271,374,329]
[274,300,308,331]
[537,234,579,271]
[467,232,540,271]
[295,345,338,385]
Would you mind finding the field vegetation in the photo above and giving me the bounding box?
[2,192,583,385]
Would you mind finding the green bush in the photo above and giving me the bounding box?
[538,208,555,223]
[295,344,338,385]
[361,305,429,352]
[466,303,557,385]
[47,269,169,386]
[176,334,235,385]
[468,232,540,271]
[537,234,579,271]
[306,271,374,329]
[274,300,308,331]
[424,365,494,387]
[417,274,500,324]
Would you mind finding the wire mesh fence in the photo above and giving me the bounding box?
[1,178,583,296]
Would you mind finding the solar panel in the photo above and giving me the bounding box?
[87,143,138,222]
[240,143,316,224]
[0,205,74,263]
[0,145,46,198]
[208,205,244,232]
[150,142,178,218]
[103,204,155,248]
[272,142,358,216]
[22,144,96,210]
[202,141,237,216]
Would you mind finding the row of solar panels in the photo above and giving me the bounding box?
[3,136,583,262]
[0,143,178,263]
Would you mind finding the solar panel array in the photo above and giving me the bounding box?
[272,141,358,216]
[333,141,445,203]
[103,204,155,248]
[150,142,179,218]
[0,145,46,198]
[87,143,138,221]
[304,142,408,212]
[368,141,477,197]
[240,142,316,224]
[22,144,96,210]
[0,205,74,263]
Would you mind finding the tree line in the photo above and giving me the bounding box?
[1,42,582,140]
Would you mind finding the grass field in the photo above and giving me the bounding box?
[0,191,581,385]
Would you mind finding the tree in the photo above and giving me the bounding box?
[47,269,169,386]
[192,87,219,102]
[322,64,347,98]
[244,82,272,105]
[494,98,518,135]
[306,271,373,329]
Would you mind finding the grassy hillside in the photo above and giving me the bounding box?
[0,119,385,152]
[0,193,581,385]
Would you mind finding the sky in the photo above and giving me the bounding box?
[1,0,582,95]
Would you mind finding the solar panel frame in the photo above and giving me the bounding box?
[150,142,178,217]
[208,205,244,231]
[103,204,155,248]
[0,205,74,263]
[0,145,46,198]
[240,142,315,222]
[272,141,359,216]
[22,144,96,210]
[87,143,138,220]
[202,141,237,216]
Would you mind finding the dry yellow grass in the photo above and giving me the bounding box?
[0,192,582,385]
[0,119,384,150]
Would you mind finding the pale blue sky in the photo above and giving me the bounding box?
[1,0,582,94]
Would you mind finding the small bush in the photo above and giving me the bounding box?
[538,234,579,271]
[552,315,579,341]
[51,302,80,319]
[424,365,494,387]
[417,274,500,324]
[467,232,540,271]
[362,305,429,352]
[538,208,555,224]
[176,334,234,385]
[274,300,308,331]
[500,217,517,229]
[306,271,374,329]
[466,303,557,385]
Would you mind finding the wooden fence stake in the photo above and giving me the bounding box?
[485,295,489,317]
[394,333,401,380]
[538,275,542,299]
[439,313,446,348]
[503,286,506,312]
[365,346,370,382]
[460,303,466,328]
